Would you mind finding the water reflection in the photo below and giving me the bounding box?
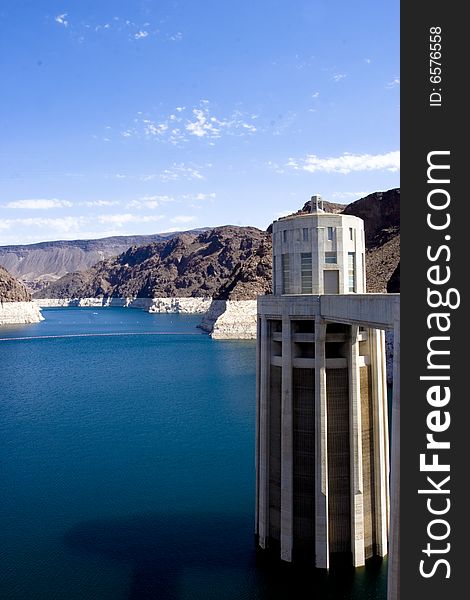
[64,512,387,599]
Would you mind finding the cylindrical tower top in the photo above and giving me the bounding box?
[272,206,366,295]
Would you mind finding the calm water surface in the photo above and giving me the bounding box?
[0,307,386,599]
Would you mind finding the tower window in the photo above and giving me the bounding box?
[300,253,312,294]
[325,252,337,264]
[362,254,365,289]
[327,226,334,240]
[348,252,356,292]
[349,227,354,241]
[302,228,309,242]
[283,230,288,243]
[282,253,291,294]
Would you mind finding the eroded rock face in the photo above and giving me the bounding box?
[36,226,272,301]
[0,266,43,324]
[0,266,32,302]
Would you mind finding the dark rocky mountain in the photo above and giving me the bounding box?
[0,230,207,292]
[0,266,32,302]
[213,237,272,300]
[36,227,272,300]
[343,189,399,245]
[35,189,400,301]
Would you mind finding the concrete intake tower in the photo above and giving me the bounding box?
[255,195,390,569]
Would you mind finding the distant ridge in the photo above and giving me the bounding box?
[0,229,208,291]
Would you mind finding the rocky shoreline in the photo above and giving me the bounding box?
[35,297,257,339]
[0,301,44,326]
[36,297,212,312]
[0,265,44,326]
[199,300,258,339]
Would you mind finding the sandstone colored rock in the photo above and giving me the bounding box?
[210,300,258,339]
[0,266,43,325]
[0,301,44,325]
[0,265,32,302]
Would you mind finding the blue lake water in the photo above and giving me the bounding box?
[0,307,387,599]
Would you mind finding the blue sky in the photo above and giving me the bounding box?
[0,0,399,245]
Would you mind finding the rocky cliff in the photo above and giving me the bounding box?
[0,266,32,302]
[0,230,206,292]
[0,266,43,325]
[35,226,271,301]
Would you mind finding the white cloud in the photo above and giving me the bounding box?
[143,120,168,136]
[169,32,183,41]
[97,213,166,227]
[311,91,320,98]
[83,200,119,207]
[287,151,400,174]
[182,193,216,202]
[52,15,162,43]
[121,102,258,145]
[186,108,221,138]
[185,105,257,139]
[55,14,68,27]
[332,73,346,82]
[3,198,72,210]
[0,216,85,233]
[157,164,205,182]
[128,195,175,209]
[386,78,400,89]
[139,163,204,183]
[142,195,175,203]
[364,58,372,64]
[134,30,149,40]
